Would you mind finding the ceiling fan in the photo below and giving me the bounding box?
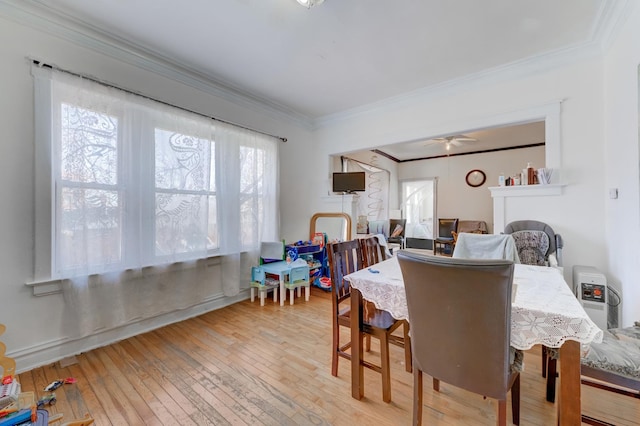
[425,134,478,151]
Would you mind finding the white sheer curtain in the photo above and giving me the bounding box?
[34,65,279,336]
[215,121,279,296]
[345,158,389,221]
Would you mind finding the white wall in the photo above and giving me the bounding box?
[399,146,545,233]
[4,3,640,373]
[603,5,640,326]
[314,52,612,309]
[0,15,313,370]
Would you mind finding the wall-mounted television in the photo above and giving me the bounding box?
[332,172,366,193]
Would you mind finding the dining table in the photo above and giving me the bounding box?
[344,253,604,425]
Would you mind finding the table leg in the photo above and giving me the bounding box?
[351,288,364,399]
[557,340,581,425]
[279,275,286,306]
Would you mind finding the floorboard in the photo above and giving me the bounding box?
[16,287,639,425]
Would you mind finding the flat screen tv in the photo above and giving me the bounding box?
[332,172,366,193]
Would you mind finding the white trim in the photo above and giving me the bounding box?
[314,1,630,128]
[0,0,313,129]
[490,184,567,232]
[315,48,589,128]
[0,0,630,129]
[8,290,250,373]
[489,183,566,198]
[593,0,637,52]
[24,279,62,296]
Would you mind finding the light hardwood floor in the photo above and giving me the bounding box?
[17,288,638,425]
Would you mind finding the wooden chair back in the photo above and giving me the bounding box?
[327,239,362,306]
[359,236,387,267]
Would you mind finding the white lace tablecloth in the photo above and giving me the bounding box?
[344,256,603,350]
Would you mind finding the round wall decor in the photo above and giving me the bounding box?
[465,169,486,187]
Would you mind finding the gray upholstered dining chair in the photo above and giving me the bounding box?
[452,233,520,263]
[580,324,640,424]
[398,251,520,425]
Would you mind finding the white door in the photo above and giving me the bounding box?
[401,179,436,240]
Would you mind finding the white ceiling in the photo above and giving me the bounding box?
[30,0,613,120]
[17,0,619,158]
[376,121,545,162]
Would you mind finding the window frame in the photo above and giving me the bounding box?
[33,66,277,282]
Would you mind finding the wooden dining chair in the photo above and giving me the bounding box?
[327,239,409,403]
[433,218,459,256]
[398,251,520,425]
[359,235,387,267]
[359,236,412,371]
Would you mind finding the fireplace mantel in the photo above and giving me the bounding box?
[490,184,566,233]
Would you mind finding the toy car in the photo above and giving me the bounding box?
[43,378,76,392]
[37,393,56,408]
[44,380,63,392]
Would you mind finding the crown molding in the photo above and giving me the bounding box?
[2,0,631,132]
[314,1,629,129]
[314,43,597,129]
[591,0,636,52]
[0,0,314,130]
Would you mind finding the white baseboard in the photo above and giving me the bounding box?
[11,290,250,373]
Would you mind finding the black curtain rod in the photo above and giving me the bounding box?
[31,59,287,142]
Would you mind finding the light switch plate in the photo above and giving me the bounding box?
[609,188,618,199]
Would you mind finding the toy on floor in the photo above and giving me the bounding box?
[48,412,94,426]
[0,377,20,410]
[43,378,76,392]
[36,393,56,408]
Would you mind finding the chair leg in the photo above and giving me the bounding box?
[512,374,520,425]
[365,334,371,352]
[403,321,412,372]
[260,289,266,306]
[432,378,440,392]
[546,357,557,403]
[250,287,255,302]
[542,345,548,378]
[331,320,339,377]
[380,334,391,403]
[297,286,301,297]
[273,288,278,303]
[413,368,423,426]
[289,288,294,305]
[305,285,310,301]
[497,400,507,426]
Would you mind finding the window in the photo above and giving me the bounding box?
[34,66,279,279]
[401,179,436,240]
